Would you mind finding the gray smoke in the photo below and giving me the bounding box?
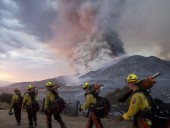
[117,0,170,60]
[52,0,170,72]
[51,0,125,74]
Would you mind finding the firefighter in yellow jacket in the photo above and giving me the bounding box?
[80,82,104,128]
[9,88,22,125]
[22,85,39,128]
[118,74,153,128]
[44,81,66,128]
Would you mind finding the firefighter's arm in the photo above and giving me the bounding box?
[9,94,15,111]
[44,92,50,111]
[81,94,92,110]
[9,95,15,108]
[122,94,141,120]
[22,94,28,108]
[34,94,37,101]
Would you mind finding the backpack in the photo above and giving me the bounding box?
[30,93,40,111]
[134,90,170,127]
[89,84,110,118]
[51,91,66,113]
[95,95,110,118]
[53,97,66,113]
[152,98,170,119]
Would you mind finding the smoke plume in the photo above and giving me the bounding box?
[50,0,125,74]
[50,0,170,75]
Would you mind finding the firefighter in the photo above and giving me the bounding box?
[117,74,153,128]
[9,88,22,125]
[22,85,39,128]
[80,82,104,128]
[44,81,66,128]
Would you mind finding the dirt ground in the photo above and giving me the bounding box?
[0,110,133,128]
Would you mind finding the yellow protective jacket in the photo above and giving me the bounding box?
[44,90,58,110]
[122,91,151,120]
[22,93,37,107]
[10,93,21,109]
[81,93,97,111]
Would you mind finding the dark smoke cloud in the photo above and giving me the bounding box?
[51,0,126,74]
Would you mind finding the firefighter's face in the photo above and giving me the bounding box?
[47,86,52,90]
[127,82,133,90]
[128,82,137,91]
[84,87,90,93]
[30,88,35,93]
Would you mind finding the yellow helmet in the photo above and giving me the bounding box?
[125,74,140,83]
[45,81,53,87]
[82,82,90,90]
[26,85,33,90]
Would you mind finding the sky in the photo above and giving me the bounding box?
[0,0,170,82]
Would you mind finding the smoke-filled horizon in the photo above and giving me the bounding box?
[0,0,170,82]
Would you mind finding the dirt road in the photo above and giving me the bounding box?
[0,110,132,128]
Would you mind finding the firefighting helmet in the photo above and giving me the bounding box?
[45,81,53,87]
[26,85,33,90]
[125,74,140,83]
[82,82,90,90]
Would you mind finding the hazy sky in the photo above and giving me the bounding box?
[0,0,170,82]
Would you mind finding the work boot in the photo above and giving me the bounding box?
[61,122,67,128]
[34,121,37,127]
[28,123,33,128]
[17,121,21,126]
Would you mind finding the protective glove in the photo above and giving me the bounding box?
[116,116,124,122]
[8,110,13,115]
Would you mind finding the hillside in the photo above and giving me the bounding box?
[1,55,170,102]
[81,55,170,84]
[79,55,170,101]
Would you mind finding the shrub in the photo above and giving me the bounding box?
[0,93,12,105]
[106,86,129,104]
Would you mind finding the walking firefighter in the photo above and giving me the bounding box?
[117,73,170,128]
[9,88,22,126]
[22,85,39,128]
[44,81,66,128]
[79,82,104,128]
